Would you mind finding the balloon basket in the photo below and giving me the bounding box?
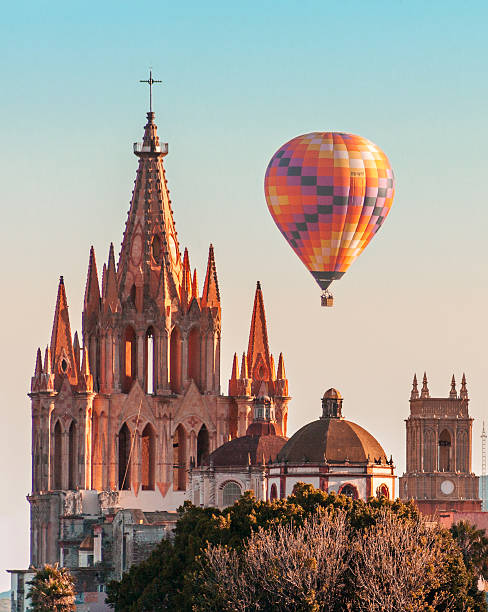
[321,291,334,307]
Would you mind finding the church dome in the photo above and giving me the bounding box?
[277,418,386,464]
[209,433,288,467]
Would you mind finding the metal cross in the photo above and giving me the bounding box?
[140,69,162,113]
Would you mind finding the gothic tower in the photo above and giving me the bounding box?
[28,109,237,567]
[228,281,290,438]
[399,373,481,513]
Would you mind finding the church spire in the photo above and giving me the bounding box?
[247,281,272,384]
[201,244,220,309]
[117,109,182,305]
[50,277,77,388]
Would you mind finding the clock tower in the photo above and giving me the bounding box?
[399,373,481,513]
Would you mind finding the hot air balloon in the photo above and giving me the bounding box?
[264,132,395,306]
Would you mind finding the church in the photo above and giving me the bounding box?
[9,100,397,611]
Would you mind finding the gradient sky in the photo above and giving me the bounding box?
[1,0,488,590]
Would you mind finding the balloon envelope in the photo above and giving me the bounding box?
[264,132,395,291]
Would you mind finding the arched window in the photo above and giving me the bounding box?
[270,483,278,501]
[456,430,468,473]
[144,327,155,394]
[92,411,102,490]
[68,421,77,489]
[118,423,132,490]
[141,424,155,491]
[173,424,187,491]
[188,327,201,388]
[339,484,359,500]
[170,326,182,393]
[376,484,389,499]
[122,326,137,393]
[197,424,209,466]
[54,421,62,490]
[222,482,242,507]
[423,429,436,472]
[439,429,451,472]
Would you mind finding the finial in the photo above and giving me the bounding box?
[460,373,468,399]
[256,280,261,290]
[449,374,457,399]
[421,372,430,398]
[410,373,419,400]
[140,69,162,114]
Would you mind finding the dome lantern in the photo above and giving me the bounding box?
[321,388,343,419]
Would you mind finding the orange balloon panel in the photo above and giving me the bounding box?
[264,133,395,291]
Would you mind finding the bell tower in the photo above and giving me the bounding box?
[399,373,481,513]
[27,88,236,567]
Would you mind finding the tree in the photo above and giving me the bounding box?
[197,512,351,612]
[106,483,486,611]
[352,510,453,611]
[27,564,76,612]
[451,521,488,609]
[451,520,488,577]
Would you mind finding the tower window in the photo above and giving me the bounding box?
[68,421,77,489]
[141,424,155,490]
[197,424,209,466]
[439,429,452,472]
[144,328,155,394]
[188,327,201,389]
[170,327,182,393]
[151,235,162,263]
[173,424,187,491]
[118,423,132,490]
[54,421,62,490]
[122,327,137,393]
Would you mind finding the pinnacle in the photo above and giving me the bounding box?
[83,246,101,317]
[103,243,119,313]
[34,348,43,376]
[240,352,249,379]
[231,353,239,380]
[201,244,220,308]
[277,353,286,380]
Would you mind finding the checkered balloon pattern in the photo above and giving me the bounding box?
[264,133,395,291]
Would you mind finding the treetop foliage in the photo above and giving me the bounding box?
[106,484,487,612]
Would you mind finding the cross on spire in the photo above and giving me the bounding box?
[140,69,162,113]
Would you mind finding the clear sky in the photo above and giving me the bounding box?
[1,0,488,590]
